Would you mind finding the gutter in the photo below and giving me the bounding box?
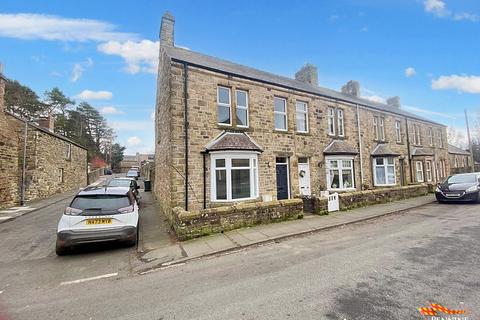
[183,62,189,211]
[356,104,364,190]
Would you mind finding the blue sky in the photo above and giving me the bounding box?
[1,0,479,153]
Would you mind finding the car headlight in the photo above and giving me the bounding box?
[64,207,82,215]
[435,186,442,193]
[465,185,479,193]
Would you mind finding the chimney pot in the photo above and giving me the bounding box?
[341,80,360,97]
[387,96,401,108]
[160,12,175,46]
[295,64,318,86]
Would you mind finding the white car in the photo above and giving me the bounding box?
[56,186,139,255]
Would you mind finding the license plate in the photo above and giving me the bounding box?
[446,193,460,197]
[86,218,112,225]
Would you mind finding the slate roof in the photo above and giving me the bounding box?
[6,112,87,150]
[411,147,434,156]
[371,143,400,157]
[203,131,263,153]
[448,144,470,155]
[164,45,444,126]
[323,140,358,155]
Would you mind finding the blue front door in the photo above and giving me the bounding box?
[276,158,289,200]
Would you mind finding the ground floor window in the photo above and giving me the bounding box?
[373,157,396,186]
[326,157,354,190]
[425,160,432,182]
[211,152,259,201]
[415,161,424,182]
[58,168,64,183]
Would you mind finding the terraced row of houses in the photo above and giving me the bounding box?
[154,12,454,215]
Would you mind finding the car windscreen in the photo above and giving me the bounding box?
[108,179,131,187]
[446,174,477,184]
[71,195,130,210]
[126,171,137,175]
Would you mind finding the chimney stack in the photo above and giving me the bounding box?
[387,96,401,108]
[341,80,360,97]
[38,113,55,132]
[295,64,318,86]
[160,12,175,46]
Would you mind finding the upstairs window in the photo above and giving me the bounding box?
[236,90,249,128]
[295,101,308,133]
[428,127,433,146]
[274,97,287,131]
[66,143,72,160]
[327,107,335,135]
[413,124,421,145]
[337,109,345,137]
[437,129,443,148]
[374,116,385,141]
[395,120,402,143]
[217,86,231,125]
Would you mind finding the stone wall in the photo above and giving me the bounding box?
[302,184,429,214]
[8,115,88,203]
[172,198,304,240]
[0,73,19,209]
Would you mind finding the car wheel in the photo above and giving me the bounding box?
[55,240,68,256]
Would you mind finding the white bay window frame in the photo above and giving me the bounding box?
[210,152,259,202]
[326,156,355,191]
[415,161,424,182]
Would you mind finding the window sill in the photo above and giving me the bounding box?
[327,187,356,192]
[373,184,397,187]
[296,131,311,136]
[272,129,290,134]
[210,196,260,204]
[373,139,388,143]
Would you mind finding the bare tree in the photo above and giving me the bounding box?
[447,127,467,149]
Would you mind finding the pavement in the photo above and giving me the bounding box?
[0,175,112,224]
[2,198,478,319]
[136,194,437,273]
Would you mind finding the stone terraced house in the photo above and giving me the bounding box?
[448,144,472,174]
[154,13,449,217]
[0,69,87,209]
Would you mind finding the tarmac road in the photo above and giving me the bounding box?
[0,200,478,319]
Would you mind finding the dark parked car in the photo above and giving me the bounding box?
[435,173,480,203]
[108,178,141,202]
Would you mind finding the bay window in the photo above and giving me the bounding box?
[373,157,396,186]
[274,97,287,131]
[326,157,355,190]
[211,152,259,201]
[217,86,231,125]
[416,161,424,182]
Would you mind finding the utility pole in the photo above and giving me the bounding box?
[465,109,475,173]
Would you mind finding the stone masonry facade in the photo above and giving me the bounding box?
[154,13,449,219]
[0,70,88,208]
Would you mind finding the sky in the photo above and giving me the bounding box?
[0,0,479,154]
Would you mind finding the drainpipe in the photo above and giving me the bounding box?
[405,117,412,184]
[183,62,189,211]
[20,120,28,206]
[356,104,364,190]
[202,152,206,209]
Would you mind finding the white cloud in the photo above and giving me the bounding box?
[423,0,478,21]
[50,71,62,77]
[97,40,159,74]
[362,95,386,104]
[74,90,113,100]
[71,58,94,82]
[0,13,137,42]
[110,120,153,132]
[100,106,124,115]
[150,111,155,121]
[405,67,416,77]
[431,75,480,94]
[127,136,142,146]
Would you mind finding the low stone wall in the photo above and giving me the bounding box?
[172,199,304,240]
[302,184,429,214]
[87,168,104,185]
